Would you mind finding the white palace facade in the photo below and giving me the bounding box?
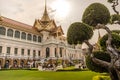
[0,4,84,68]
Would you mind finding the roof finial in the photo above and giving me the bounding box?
[45,0,46,8]
[41,0,50,22]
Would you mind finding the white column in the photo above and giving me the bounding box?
[13,29,15,38]
[5,28,8,37]
[41,47,45,58]
[57,47,60,58]
[24,48,27,56]
[30,49,33,59]
[11,46,14,56]
[18,47,21,58]
[50,47,55,58]
[2,45,6,55]
[65,48,68,59]
[36,50,38,59]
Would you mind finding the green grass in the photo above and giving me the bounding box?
[0,70,99,80]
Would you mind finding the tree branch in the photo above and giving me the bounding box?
[92,57,110,68]
[84,40,110,68]
[96,23,120,69]
[96,24,118,56]
[111,0,119,14]
[84,40,93,55]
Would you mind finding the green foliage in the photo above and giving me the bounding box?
[110,14,120,24]
[67,22,93,45]
[82,3,110,27]
[93,75,110,80]
[100,33,120,51]
[86,51,111,73]
[112,30,120,34]
[107,0,114,3]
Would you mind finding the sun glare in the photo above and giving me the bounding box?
[51,0,70,18]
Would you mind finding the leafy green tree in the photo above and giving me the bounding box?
[67,22,93,45]
[67,2,120,80]
[82,3,110,27]
[100,33,120,51]
[110,14,120,24]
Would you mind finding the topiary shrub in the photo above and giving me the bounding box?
[67,22,93,45]
[86,51,111,73]
[110,14,120,24]
[99,33,120,51]
[82,3,110,27]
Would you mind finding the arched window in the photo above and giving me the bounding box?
[60,48,62,57]
[38,51,40,57]
[33,35,37,42]
[55,48,57,57]
[15,31,20,38]
[21,32,26,40]
[46,47,50,58]
[0,46,2,53]
[33,50,36,58]
[0,27,6,35]
[27,34,32,41]
[38,36,41,42]
[7,29,13,37]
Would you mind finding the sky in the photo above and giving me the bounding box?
[0,0,120,46]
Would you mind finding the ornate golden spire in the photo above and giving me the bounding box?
[41,0,50,22]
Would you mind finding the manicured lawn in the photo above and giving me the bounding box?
[0,70,99,80]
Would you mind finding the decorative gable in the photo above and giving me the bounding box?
[34,19,43,30]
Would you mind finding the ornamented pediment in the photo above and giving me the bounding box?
[34,19,44,30]
[56,26,64,34]
[44,20,57,31]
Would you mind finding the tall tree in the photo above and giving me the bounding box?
[67,2,120,80]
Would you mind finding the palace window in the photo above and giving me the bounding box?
[15,31,20,38]
[33,35,37,42]
[46,47,50,58]
[21,32,26,40]
[28,49,30,56]
[14,48,18,55]
[0,27,6,35]
[38,51,40,57]
[27,34,32,41]
[55,48,57,57]
[38,36,41,42]
[33,50,36,58]
[6,47,11,55]
[7,29,13,37]
[0,46,2,53]
[60,48,62,57]
[21,49,24,55]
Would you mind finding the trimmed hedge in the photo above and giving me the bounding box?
[56,68,82,72]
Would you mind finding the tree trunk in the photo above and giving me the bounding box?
[109,67,120,80]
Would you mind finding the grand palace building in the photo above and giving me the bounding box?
[0,3,84,68]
